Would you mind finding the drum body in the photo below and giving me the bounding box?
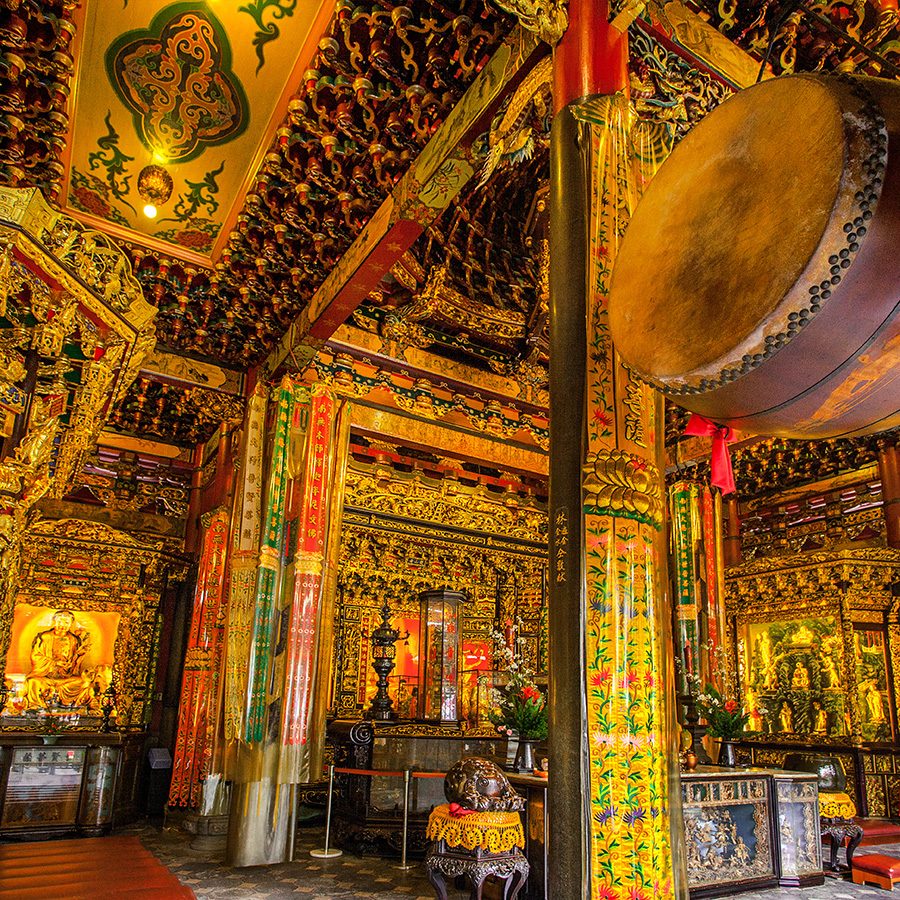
[609,74,899,439]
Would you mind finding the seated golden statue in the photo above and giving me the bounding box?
[791,663,810,690]
[23,609,100,710]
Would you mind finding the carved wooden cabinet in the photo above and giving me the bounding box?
[0,732,144,838]
[682,767,823,896]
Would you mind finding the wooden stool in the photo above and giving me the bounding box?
[425,804,529,900]
[851,854,900,890]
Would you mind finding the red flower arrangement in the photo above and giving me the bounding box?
[488,621,548,741]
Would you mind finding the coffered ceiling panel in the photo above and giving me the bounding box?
[61,0,332,261]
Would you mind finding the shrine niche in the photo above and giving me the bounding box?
[739,617,847,738]
[0,517,186,732]
[854,627,893,742]
[726,547,900,745]
[4,604,119,715]
[334,455,547,726]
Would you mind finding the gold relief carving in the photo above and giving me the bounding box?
[490,0,568,44]
[554,507,568,583]
[867,775,887,817]
[380,313,431,354]
[193,389,244,426]
[336,517,547,717]
[2,517,182,731]
[726,549,899,616]
[374,720,499,739]
[258,545,280,571]
[658,0,763,90]
[184,647,212,669]
[311,352,549,452]
[294,550,323,577]
[583,448,663,528]
[344,462,547,543]
[622,367,647,448]
[397,266,526,349]
[32,299,77,358]
[0,190,156,546]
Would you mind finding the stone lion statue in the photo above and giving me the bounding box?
[444,757,525,812]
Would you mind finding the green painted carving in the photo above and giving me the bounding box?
[158,161,225,223]
[106,3,248,163]
[86,111,136,212]
[238,0,297,73]
[154,161,225,254]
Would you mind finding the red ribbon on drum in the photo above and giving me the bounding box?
[682,414,737,496]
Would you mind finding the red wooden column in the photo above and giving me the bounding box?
[724,495,743,567]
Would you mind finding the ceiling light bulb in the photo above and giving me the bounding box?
[143,204,157,219]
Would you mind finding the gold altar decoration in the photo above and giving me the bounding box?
[725,548,900,744]
[426,804,525,852]
[1,517,186,730]
[5,605,118,714]
[0,187,157,661]
[309,351,549,452]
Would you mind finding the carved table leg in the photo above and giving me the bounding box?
[846,824,864,872]
[426,865,450,900]
[469,871,488,900]
[505,867,528,900]
[828,833,840,872]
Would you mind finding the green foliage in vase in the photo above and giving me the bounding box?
[694,684,757,740]
[488,620,548,741]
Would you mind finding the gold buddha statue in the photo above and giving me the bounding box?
[23,609,95,710]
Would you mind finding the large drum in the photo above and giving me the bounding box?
[609,74,899,439]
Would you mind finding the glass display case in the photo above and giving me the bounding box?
[1,746,86,830]
[0,735,130,837]
[417,590,464,723]
[772,771,822,885]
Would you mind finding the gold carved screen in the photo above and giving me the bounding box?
[726,548,900,745]
[333,460,548,726]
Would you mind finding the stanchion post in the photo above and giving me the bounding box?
[310,764,343,858]
[395,768,415,870]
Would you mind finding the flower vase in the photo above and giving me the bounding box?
[513,739,536,774]
[717,740,737,768]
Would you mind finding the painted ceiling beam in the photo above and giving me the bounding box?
[260,5,757,383]
[350,402,548,478]
[643,0,768,89]
[138,349,244,396]
[260,25,545,380]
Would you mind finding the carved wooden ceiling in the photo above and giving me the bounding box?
[2,0,899,460]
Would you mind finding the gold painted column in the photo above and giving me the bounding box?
[549,2,683,896]
[226,381,350,867]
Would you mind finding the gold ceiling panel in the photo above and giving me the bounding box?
[61,0,333,262]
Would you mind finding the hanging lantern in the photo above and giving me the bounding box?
[137,164,173,218]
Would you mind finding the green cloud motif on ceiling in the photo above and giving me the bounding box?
[106,3,248,164]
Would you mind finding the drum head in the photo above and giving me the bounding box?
[610,76,844,381]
